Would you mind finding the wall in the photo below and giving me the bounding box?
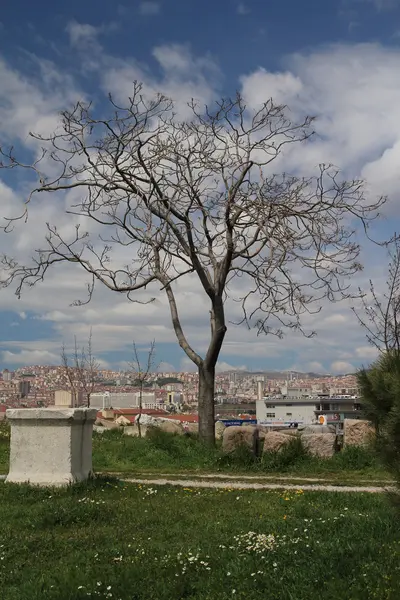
[256,399,316,425]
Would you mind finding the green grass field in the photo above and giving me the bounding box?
[0,422,390,484]
[91,428,389,482]
[0,477,399,599]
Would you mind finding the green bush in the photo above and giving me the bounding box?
[216,444,257,470]
[358,351,400,483]
[332,445,379,471]
[261,436,309,472]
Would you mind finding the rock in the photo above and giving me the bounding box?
[343,419,374,447]
[302,433,337,458]
[115,415,131,426]
[215,421,226,440]
[123,424,148,437]
[137,414,161,427]
[257,425,273,442]
[93,425,107,434]
[263,431,295,453]
[183,422,199,434]
[298,424,336,434]
[222,425,258,455]
[159,420,184,435]
[96,419,121,430]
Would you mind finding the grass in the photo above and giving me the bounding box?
[0,476,400,599]
[0,421,390,484]
[91,428,389,482]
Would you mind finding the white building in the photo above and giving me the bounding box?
[90,391,159,410]
[279,385,313,398]
[2,369,12,382]
[54,389,85,407]
[134,392,158,409]
[257,395,363,427]
[256,396,316,426]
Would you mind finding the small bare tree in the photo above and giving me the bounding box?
[61,331,99,407]
[0,84,385,443]
[129,340,157,437]
[352,236,400,354]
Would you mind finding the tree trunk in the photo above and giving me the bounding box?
[137,384,143,438]
[198,363,216,445]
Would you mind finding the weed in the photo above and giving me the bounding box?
[261,436,309,472]
[0,481,399,599]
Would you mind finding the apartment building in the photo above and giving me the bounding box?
[256,394,363,426]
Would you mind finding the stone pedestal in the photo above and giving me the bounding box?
[6,408,98,487]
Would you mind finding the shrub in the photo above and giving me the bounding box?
[357,351,400,483]
[217,444,257,470]
[332,445,379,471]
[261,436,309,472]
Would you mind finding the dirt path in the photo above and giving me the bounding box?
[117,472,392,484]
[123,476,396,494]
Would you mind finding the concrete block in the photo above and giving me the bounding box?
[6,408,97,487]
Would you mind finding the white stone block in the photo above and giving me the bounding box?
[6,408,98,487]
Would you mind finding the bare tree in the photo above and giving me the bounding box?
[129,340,157,437]
[61,331,99,407]
[0,85,385,443]
[352,236,400,354]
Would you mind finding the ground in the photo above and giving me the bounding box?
[0,424,399,598]
[0,477,399,599]
[0,423,392,485]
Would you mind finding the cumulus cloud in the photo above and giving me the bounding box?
[330,360,356,374]
[355,346,379,360]
[1,34,400,371]
[216,362,248,372]
[1,349,60,365]
[157,361,176,372]
[139,1,161,15]
[65,21,100,48]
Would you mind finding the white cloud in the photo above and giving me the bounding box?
[139,1,161,15]
[237,3,250,15]
[1,349,60,365]
[65,21,100,48]
[323,314,349,325]
[359,0,400,9]
[2,38,400,372]
[216,361,248,372]
[157,361,176,372]
[355,345,379,360]
[330,360,355,374]
[307,362,326,373]
[0,55,81,146]
[241,44,400,204]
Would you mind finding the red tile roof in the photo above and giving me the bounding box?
[114,408,168,416]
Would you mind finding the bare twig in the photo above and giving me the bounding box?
[0,84,386,442]
[352,236,400,355]
[128,340,157,437]
[60,330,99,407]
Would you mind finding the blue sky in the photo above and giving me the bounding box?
[1,0,400,373]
